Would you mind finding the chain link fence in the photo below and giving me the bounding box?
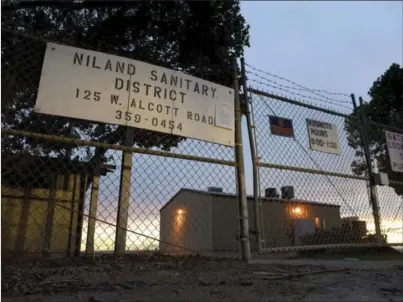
[2,14,402,260]
[366,121,403,247]
[245,64,403,252]
[1,27,240,259]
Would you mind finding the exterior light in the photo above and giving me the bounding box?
[293,207,301,214]
[315,217,320,228]
[175,209,185,229]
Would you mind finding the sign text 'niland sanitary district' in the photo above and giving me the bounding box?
[385,130,403,173]
[35,43,235,146]
[306,119,341,155]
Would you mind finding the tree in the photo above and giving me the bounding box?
[345,63,403,196]
[1,1,250,162]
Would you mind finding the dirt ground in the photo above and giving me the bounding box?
[2,254,403,302]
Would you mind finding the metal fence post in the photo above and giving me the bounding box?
[85,149,102,257]
[240,58,263,254]
[351,94,382,244]
[232,55,251,263]
[43,175,57,255]
[114,128,134,257]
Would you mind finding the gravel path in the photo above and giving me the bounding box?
[2,256,403,301]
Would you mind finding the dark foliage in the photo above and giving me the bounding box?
[1,1,250,161]
[345,63,403,196]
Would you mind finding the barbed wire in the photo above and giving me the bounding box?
[249,78,353,112]
[246,69,352,106]
[245,62,352,99]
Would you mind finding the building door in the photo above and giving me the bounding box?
[293,219,315,246]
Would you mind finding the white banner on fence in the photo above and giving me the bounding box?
[306,119,341,155]
[385,130,403,173]
[35,42,235,146]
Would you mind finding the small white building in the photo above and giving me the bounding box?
[159,188,342,253]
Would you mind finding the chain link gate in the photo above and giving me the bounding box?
[1,27,251,260]
[242,62,403,253]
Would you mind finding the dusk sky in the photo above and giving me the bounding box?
[241,1,402,101]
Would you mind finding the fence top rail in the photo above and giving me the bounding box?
[367,120,403,134]
[2,129,237,167]
[248,87,350,118]
[390,180,403,186]
[257,162,368,181]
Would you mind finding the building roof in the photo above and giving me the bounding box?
[2,154,116,188]
[160,188,341,212]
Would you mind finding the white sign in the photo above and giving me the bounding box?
[306,119,341,155]
[35,43,235,146]
[385,130,403,173]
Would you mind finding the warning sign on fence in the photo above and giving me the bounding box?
[385,130,403,173]
[306,119,341,155]
[35,42,235,146]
